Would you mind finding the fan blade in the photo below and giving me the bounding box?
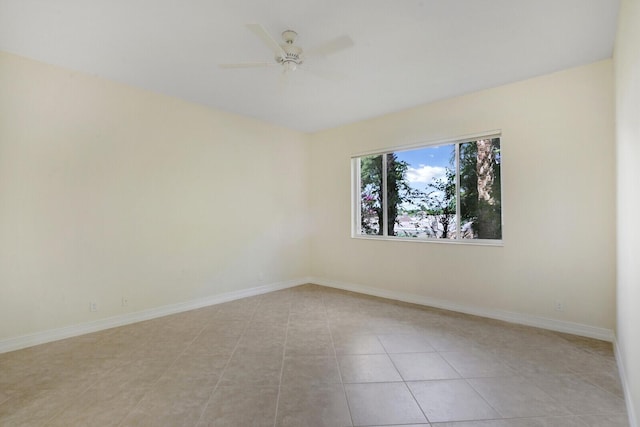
[307,35,354,56]
[246,24,285,56]
[219,62,274,69]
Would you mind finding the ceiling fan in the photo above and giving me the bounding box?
[219,24,354,76]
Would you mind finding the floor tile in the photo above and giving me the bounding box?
[0,391,11,407]
[468,377,571,418]
[578,413,630,426]
[219,351,283,386]
[439,350,517,378]
[275,384,352,427]
[0,285,631,426]
[431,416,588,426]
[285,332,335,356]
[185,334,240,356]
[200,320,247,337]
[408,379,500,422]
[92,357,174,391]
[281,355,342,386]
[48,386,146,426]
[287,320,331,335]
[554,333,615,357]
[345,382,427,426]
[378,334,435,353]
[235,330,286,354]
[333,334,386,355]
[498,347,574,375]
[339,354,403,383]
[424,331,484,352]
[163,353,230,378]
[196,385,278,427]
[0,388,77,426]
[580,370,625,398]
[362,425,429,427]
[251,310,291,325]
[119,375,217,426]
[213,309,254,322]
[562,348,619,374]
[525,373,627,415]
[390,352,461,381]
[330,324,375,337]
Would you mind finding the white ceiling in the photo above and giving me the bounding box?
[0,0,620,133]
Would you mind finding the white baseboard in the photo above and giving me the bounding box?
[309,276,616,342]
[614,339,638,427]
[0,278,308,354]
[0,276,616,353]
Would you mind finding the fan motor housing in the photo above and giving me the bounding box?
[277,44,304,66]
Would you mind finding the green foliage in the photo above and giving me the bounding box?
[459,139,502,239]
[424,168,456,238]
[360,155,383,235]
[386,153,411,235]
[360,153,411,235]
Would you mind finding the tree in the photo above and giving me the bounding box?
[386,153,412,236]
[360,153,411,235]
[424,168,457,238]
[360,155,383,235]
[459,139,502,239]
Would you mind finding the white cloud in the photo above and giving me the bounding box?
[406,165,447,186]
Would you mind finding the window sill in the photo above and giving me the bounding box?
[351,234,504,247]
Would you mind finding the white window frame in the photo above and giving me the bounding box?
[351,132,504,246]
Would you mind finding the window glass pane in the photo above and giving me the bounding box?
[359,154,383,235]
[392,144,457,239]
[459,138,502,239]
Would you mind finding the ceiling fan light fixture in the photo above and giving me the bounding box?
[283,61,297,73]
[281,30,298,44]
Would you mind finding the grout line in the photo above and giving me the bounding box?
[384,338,430,425]
[42,383,93,426]
[111,314,216,427]
[323,287,355,427]
[193,298,262,426]
[403,381,431,425]
[462,376,505,419]
[272,289,293,427]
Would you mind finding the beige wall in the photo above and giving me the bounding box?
[0,50,619,352]
[0,51,311,341]
[310,60,616,331]
[615,0,640,422]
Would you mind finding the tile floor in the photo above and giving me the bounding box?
[0,284,630,426]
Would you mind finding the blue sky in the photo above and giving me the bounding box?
[395,144,454,191]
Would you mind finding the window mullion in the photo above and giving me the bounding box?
[354,158,362,236]
[382,153,388,237]
[455,143,461,239]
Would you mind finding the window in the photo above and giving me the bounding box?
[353,135,502,242]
